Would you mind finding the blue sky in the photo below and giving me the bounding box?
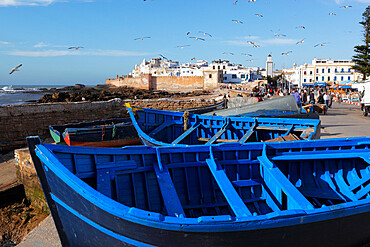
[0,0,369,85]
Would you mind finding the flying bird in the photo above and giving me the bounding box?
[176,45,191,48]
[198,31,212,37]
[248,0,256,2]
[241,53,253,57]
[247,41,260,47]
[233,0,238,5]
[9,64,22,75]
[296,26,305,29]
[159,54,168,60]
[342,5,352,8]
[296,38,305,45]
[329,12,336,15]
[186,32,190,35]
[232,19,243,24]
[314,43,326,47]
[68,46,83,50]
[189,36,205,41]
[246,59,254,62]
[281,51,292,56]
[191,57,196,61]
[255,14,263,17]
[271,30,286,37]
[134,37,151,40]
[223,52,234,55]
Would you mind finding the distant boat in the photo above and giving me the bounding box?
[27,136,370,247]
[126,103,321,147]
[49,118,141,147]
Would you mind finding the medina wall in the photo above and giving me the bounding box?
[151,76,203,90]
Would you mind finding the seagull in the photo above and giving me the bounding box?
[255,14,263,17]
[134,37,150,40]
[186,32,190,35]
[191,57,196,61]
[246,59,254,62]
[296,26,305,29]
[232,19,243,24]
[159,54,168,60]
[233,0,238,5]
[241,53,253,57]
[296,38,305,45]
[189,36,205,41]
[176,45,191,48]
[9,64,22,75]
[281,51,292,56]
[329,12,336,15]
[248,0,256,2]
[198,31,212,37]
[247,41,260,47]
[342,5,352,8]
[271,30,286,37]
[223,52,234,55]
[68,46,83,50]
[314,43,326,47]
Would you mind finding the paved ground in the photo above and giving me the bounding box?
[13,101,370,246]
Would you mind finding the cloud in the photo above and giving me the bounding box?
[33,42,49,48]
[0,41,11,45]
[5,49,153,57]
[0,0,57,6]
[335,0,370,3]
[261,38,298,45]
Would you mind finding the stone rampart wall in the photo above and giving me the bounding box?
[0,98,217,153]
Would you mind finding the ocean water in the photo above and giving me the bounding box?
[0,85,63,106]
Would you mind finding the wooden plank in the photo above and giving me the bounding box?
[298,187,344,201]
[171,123,201,145]
[232,179,262,188]
[198,138,239,143]
[153,149,185,218]
[239,120,257,144]
[206,119,230,145]
[206,158,252,217]
[147,121,179,137]
[0,179,20,193]
[258,155,314,210]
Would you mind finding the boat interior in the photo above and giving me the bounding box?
[133,109,318,145]
[38,141,370,219]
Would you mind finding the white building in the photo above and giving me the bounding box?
[266,54,273,77]
[283,58,362,88]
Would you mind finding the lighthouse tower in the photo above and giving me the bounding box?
[266,54,273,77]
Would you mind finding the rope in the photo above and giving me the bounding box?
[183,111,189,132]
[101,125,105,141]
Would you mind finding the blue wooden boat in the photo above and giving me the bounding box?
[27,136,370,246]
[125,103,321,147]
[49,118,142,147]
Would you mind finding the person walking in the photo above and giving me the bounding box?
[292,90,301,107]
[323,92,330,107]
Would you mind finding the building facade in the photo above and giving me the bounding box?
[283,58,362,88]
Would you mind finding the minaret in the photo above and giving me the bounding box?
[266,54,273,77]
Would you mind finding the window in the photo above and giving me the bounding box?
[310,71,313,75]
[218,66,220,70]
[241,74,245,78]
[213,66,215,69]
[310,79,312,82]
[348,76,351,80]
[322,69,325,73]
[224,77,227,80]
[223,66,226,69]
[316,76,318,81]
[328,76,330,81]
[328,69,331,73]
[348,68,351,72]
[316,69,319,73]
[322,76,325,81]
[341,68,344,73]
[304,79,307,82]
[232,74,237,79]
[209,74,212,78]
[304,71,307,75]
[334,76,337,81]
[341,76,344,81]
[335,68,338,73]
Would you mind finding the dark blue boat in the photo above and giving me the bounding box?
[126,103,321,147]
[28,136,370,247]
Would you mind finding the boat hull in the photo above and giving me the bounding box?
[41,165,370,247]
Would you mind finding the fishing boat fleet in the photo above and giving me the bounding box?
[27,96,370,246]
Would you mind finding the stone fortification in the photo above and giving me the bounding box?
[0,98,217,153]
